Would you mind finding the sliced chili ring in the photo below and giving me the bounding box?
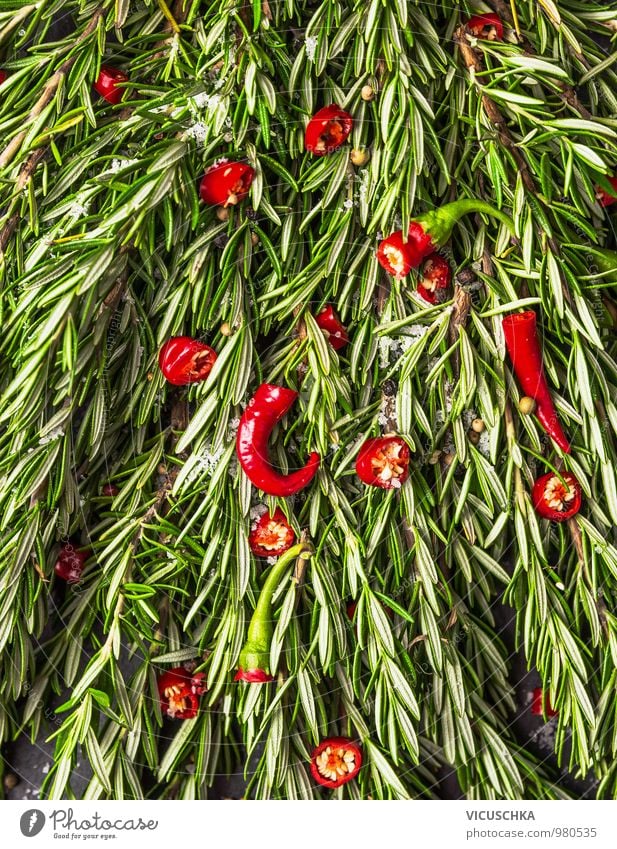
[417,252,452,304]
[376,231,419,279]
[310,737,362,789]
[466,13,504,40]
[531,687,558,718]
[158,336,217,386]
[199,161,254,207]
[356,435,411,489]
[248,508,296,557]
[315,305,349,350]
[157,667,206,719]
[93,65,129,105]
[532,471,581,522]
[305,105,353,156]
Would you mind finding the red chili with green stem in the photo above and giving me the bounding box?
[377,199,514,278]
[235,541,313,682]
[236,384,320,496]
[502,311,571,454]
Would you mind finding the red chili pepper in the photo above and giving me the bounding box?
[502,311,570,454]
[236,542,313,682]
[93,65,129,105]
[531,687,558,718]
[158,336,217,386]
[249,507,296,557]
[236,384,320,496]
[310,738,362,789]
[377,199,513,278]
[356,435,410,489]
[532,471,581,522]
[101,483,119,497]
[315,305,349,350]
[417,252,452,304]
[466,13,504,40]
[305,104,353,156]
[157,667,206,719]
[199,160,254,207]
[54,543,89,584]
[597,175,617,208]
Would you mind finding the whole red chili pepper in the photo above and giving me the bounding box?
[305,104,353,156]
[356,435,410,489]
[466,12,504,40]
[199,160,254,207]
[54,543,89,584]
[157,666,206,719]
[417,252,452,304]
[93,65,129,105]
[249,507,296,557]
[377,199,513,278]
[532,471,581,522]
[531,687,558,718]
[315,305,349,350]
[158,336,217,386]
[597,175,617,208]
[236,384,320,496]
[502,311,570,454]
[310,737,363,789]
[235,542,313,682]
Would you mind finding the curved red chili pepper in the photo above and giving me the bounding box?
[310,737,363,789]
[377,200,513,278]
[598,175,617,208]
[532,471,581,522]
[305,104,353,156]
[248,507,296,557]
[235,542,312,683]
[466,13,504,40]
[93,65,129,105]
[502,311,570,454]
[54,543,89,584]
[236,384,320,496]
[157,666,206,719]
[531,687,558,718]
[417,252,452,304]
[199,161,254,207]
[158,336,217,386]
[356,435,410,489]
[315,305,349,350]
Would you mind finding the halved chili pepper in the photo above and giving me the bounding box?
[199,161,254,207]
[417,252,452,304]
[466,12,504,40]
[315,305,349,350]
[377,199,513,278]
[356,435,410,489]
[249,507,296,557]
[235,542,313,682]
[236,384,321,496]
[93,65,129,105]
[531,687,558,717]
[532,471,581,522]
[158,336,217,386]
[54,543,89,584]
[157,666,206,719]
[310,737,363,789]
[502,311,570,454]
[305,104,353,156]
[597,175,617,208]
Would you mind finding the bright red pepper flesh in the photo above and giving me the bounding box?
[310,737,363,789]
[356,435,410,489]
[158,336,217,386]
[598,175,617,208]
[249,507,296,557]
[315,305,349,350]
[199,161,254,207]
[532,471,581,522]
[157,667,206,719]
[502,311,570,453]
[531,687,558,717]
[417,252,452,303]
[466,13,504,40]
[93,65,128,105]
[236,384,320,496]
[305,104,353,156]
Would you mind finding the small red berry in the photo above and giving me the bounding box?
[310,738,362,789]
[93,65,129,105]
[532,471,582,522]
[199,161,254,207]
[157,667,206,720]
[356,435,411,489]
[466,13,504,40]
[315,305,349,350]
[248,508,296,558]
[305,105,353,156]
[158,336,217,386]
[54,544,88,584]
[531,687,558,717]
